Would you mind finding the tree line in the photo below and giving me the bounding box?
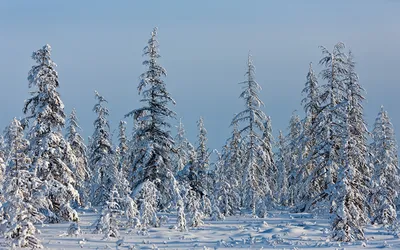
[0,28,398,248]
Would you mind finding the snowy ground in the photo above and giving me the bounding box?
[2,209,400,249]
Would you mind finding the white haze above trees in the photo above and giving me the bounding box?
[0,28,399,248]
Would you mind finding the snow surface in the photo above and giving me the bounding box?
[2,209,400,249]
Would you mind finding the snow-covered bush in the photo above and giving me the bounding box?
[134,180,159,228]
[176,200,187,232]
[187,190,204,228]
[92,186,121,238]
[67,222,81,236]
[125,195,140,229]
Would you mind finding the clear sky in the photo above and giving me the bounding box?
[1,0,399,151]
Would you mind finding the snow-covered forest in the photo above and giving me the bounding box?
[0,27,399,249]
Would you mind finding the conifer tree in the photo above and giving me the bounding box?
[343,51,371,220]
[93,186,121,238]
[261,116,276,196]
[89,91,116,206]
[189,117,210,198]
[275,131,289,205]
[125,27,178,209]
[286,112,302,170]
[285,112,303,206]
[125,195,140,229]
[331,110,368,242]
[298,43,348,212]
[117,120,129,176]
[23,44,78,222]
[66,109,90,206]
[135,180,159,228]
[118,121,128,157]
[317,42,348,185]
[231,54,273,214]
[370,106,399,226]
[187,189,204,228]
[1,118,44,248]
[296,63,320,207]
[173,119,195,175]
[218,122,242,213]
[301,62,320,128]
[214,146,240,216]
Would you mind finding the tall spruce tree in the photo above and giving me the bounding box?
[173,119,195,175]
[285,112,302,205]
[23,44,79,222]
[298,43,348,212]
[331,107,368,242]
[343,51,371,220]
[1,118,44,248]
[117,121,128,157]
[275,130,289,205]
[66,109,90,206]
[189,117,210,197]
[370,106,399,226]
[330,51,370,241]
[231,54,274,215]
[302,62,320,125]
[89,91,116,206]
[217,122,243,214]
[126,27,178,209]
[116,120,129,178]
[214,147,239,216]
[296,63,320,206]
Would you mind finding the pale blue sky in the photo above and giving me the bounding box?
[1,1,399,151]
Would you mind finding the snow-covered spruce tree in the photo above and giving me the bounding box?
[179,117,213,218]
[295,63,321,207]
[66,109,90,207]
[188,117,210,199]
[23,44,79,222]
[285,112,302,203]
[89,91,117,206]
[370,106,399,226]
[214,145,240,216]
[302,62,320,126]
[117,120,129,176]
[275,131,289,206]
[173,119,195,175]
[1,118,44,248]
[231,54,274,215]
[297,43,348,213]
[342,51,371,220]
[125,118,145,186]
[118,121,128,157]
[261,116,276,194]
[125,27,178,210]
[93,185,121,238]
[317,42,348,184]
[208,155,225,220]
[196,117,209,172]
[125,195,140,229]
[115,121,130,197]
[187,189,204,228]
[217,122,242,215]
[331,109,368,242]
